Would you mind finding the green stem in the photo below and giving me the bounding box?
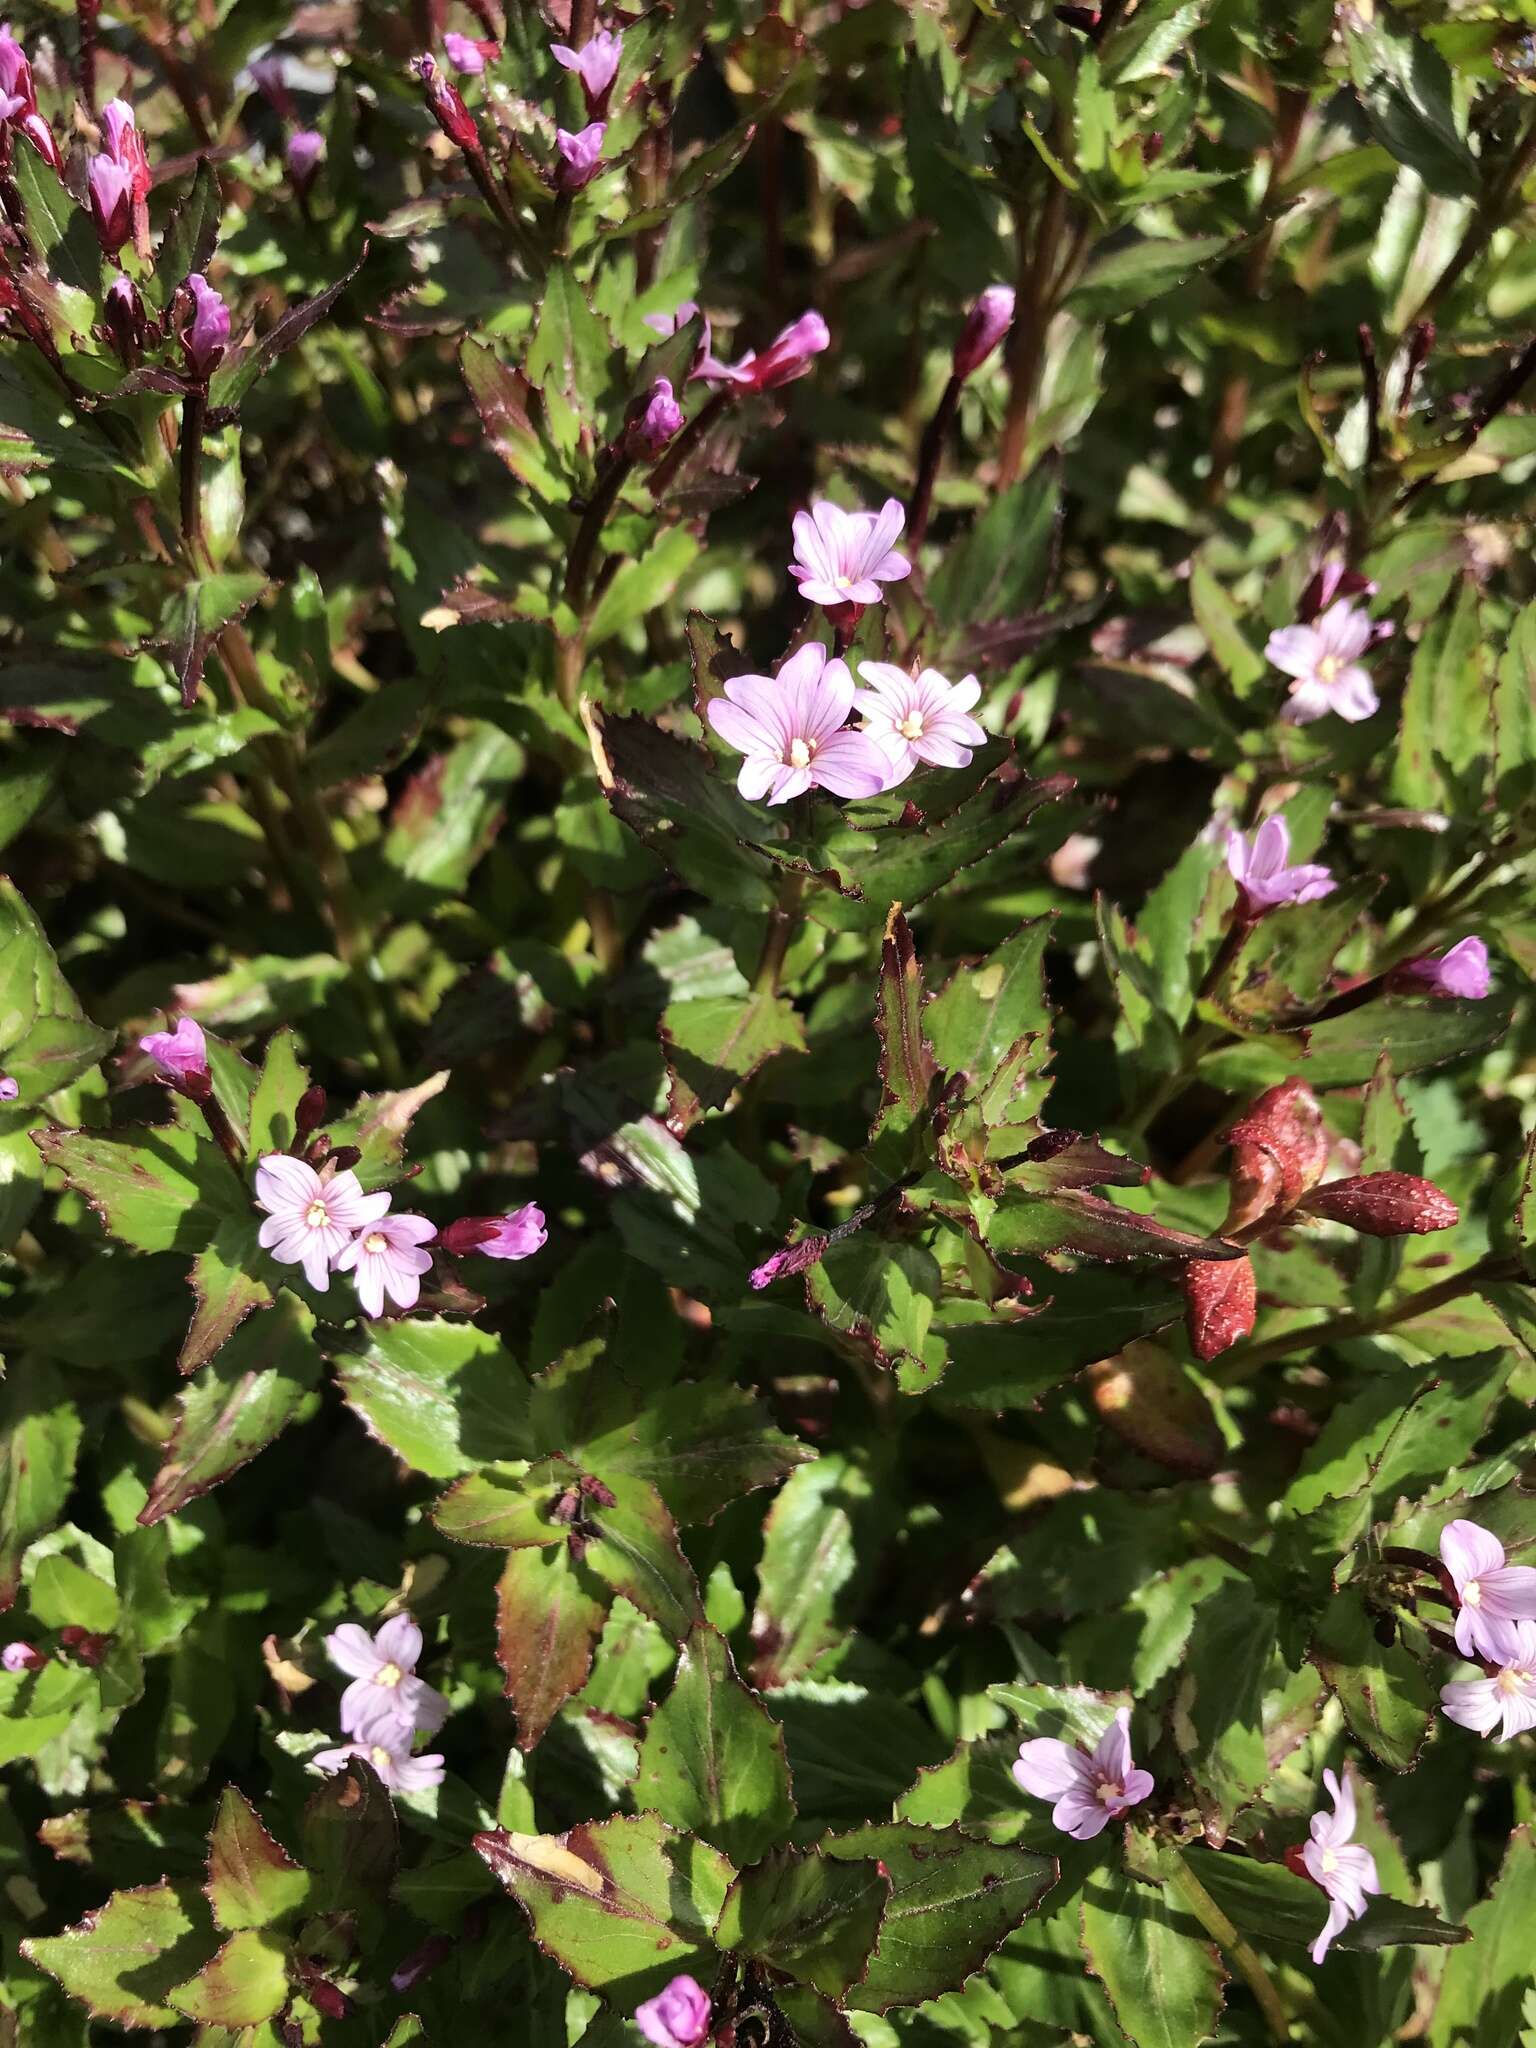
[564,446,636,615]
[1166,1851,1291,2046]
[753,871,806,996]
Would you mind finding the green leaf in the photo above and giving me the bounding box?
[1068,235,1231,319]
[750,1454,880,1686]
[1345,19,1479,198]
[808,1237,942,1369]
[1310,1589,1434,1771]
[1216,879,1380,1024]
[0,1357,81,1607]
[430,1460,572,1549]
[21,1882,215,2030]
[379,725,524,896]
[1429,1825,1534,2046]
[1171,1581,1276,1845]
[662,989,806,1133]
[715,1847,888,1998]
[36,1121,243,1253]
[180,1218,273,1375]
[247,1028,311,1157]
[635,1625,796,1865]
[1196,992,1514,1092]
[580,1472,704,1640]
[168,1928,289,2026]
[1185,1847,1466,1956]
[0,877,113,1098]
[926,919,1053,1086]
[984,1189,1244,1265]
[869,909,937,1166]
[206,1787,310,1932]
[10,145,101,299]
[929,477,1058,632]
[587,529,701,648]
[527,266,612,418]
[336,1318,532,1480]
[1392,577,1487,810]
[155,162,223,303]
[460,338,565,502]
[140,1294,323,1524]
[828,1822,1056,2011]
[301,1758,399,1913]
[495,1540,609,1751]
[1078,1868,1227,2048]
[474,1814,732,2000]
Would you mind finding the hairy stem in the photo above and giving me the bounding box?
[908,372,962,549]
[179,388,206,560]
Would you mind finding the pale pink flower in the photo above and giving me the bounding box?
[635,1975,712,2048]
[789,498,911,609]
[1265,600,1381,726]
[311,1737,445,1794]
[181,274,231,380]
[99,98,151,201]
[643,299,734,383]
[444,30,487,74]
[139,1017,208,1083]
[335,1211,437,1318]
[326,1614,449,1741]
[438,1204,547,1260]
[1226,816,1334,911]
[855,663,985,776]
[954,285,1015,380]
[1399,937,1490,1002]
[554,121,605,191]
[0,1076,17,1102]
[254,1154,390,1292]
[706,642,891,806]
[1301,1767,1380,1964]
[636,377,684,454]
[0,29,60,169]
[551,28,622,108]
[699,310,829,392]
[1440,1618,1536,1742]
[1010,1707,1154,1841]
[86,153,134,254]
[2,1640,43,1671]
[1439,1518,1536,1662]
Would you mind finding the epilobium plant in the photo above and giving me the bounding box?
[2,4,1535,2046]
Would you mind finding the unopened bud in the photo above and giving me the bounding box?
[952,285,1015,381]
[1,1641,45,1672]
[1225,1079,1330,1213]
[749,1233,830,1290]
[58,1626,110,1666]
[579,1474,617,1509]
[413,52,481,153]
[102,275,147,365]
[295,1084,328,1138]
[305,1981,353,2021]
[323,1145,362,1175]
[1182,1252,1256,1362]
[1296,1173,1459,1238]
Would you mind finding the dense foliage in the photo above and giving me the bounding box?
[3,0,1536,2043]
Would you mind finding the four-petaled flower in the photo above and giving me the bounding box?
[1010,1707,1154,1841]
[555,121,606,191]
[855,663,986,777]
[1226,816,1334,912]
[698,310,829,392]
[254,1154,391,1292]
[139,1017,208,1083]
[551,28,622,108]
[706,642,891,806]
[326,1615,449,1742]
[310,1737,446,1794]
[1265,600,1381,726]
[1301,1767,1380,1964]
[444,31,488,74]
[1399,936,1490,1001]
[335,1211,437,1317]
[1440,1618,1536,1742]
[1439,1518,1536,1663]
[634,1975,712,2048]
[789,499,911,610]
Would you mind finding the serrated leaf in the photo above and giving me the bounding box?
[0,1356,81,1608]
[635,1625,795,1865]
[715,1847,887,1998]
[36,1121,244,1253]
[300,1758,398,1913]
[1310,1589,1434,1771]
[21,1882,215,2029]
[206,1788,310,1932]
[581,1472,704,1640]
[1079,1867,1227,2048]
[247,1028,311,1157]
[663,988,806,1134]
[337,1317,532,1480]
[179,1217,272,1375]
[168,1927,289,2026]
[0,877,113,1096]
[496,1539,609,1751]
[460,337,565,500]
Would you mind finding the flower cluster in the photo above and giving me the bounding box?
[0,24,62,170]
[313,1616,449,1795]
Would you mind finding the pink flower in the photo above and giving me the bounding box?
[635,376,684,454]
[286,128,325,195]
[1300,1767,1380,1964]
[699,310,830,392]
[1265,600,1381,725]
[2,1640,44,1671]
[551,28,622,110]
[326,1614,449,1741]
[855,663,985,777]
[0,30,61,171]
[635,1975,711,2048]
[0,1076,17,1102]
[104,275,147,361]
[706,642,892,806]
[438,1204,547,1260]
[643,300,730,383]
[249,55,296,119]
[789,498,911,609]
[444,31,488,74]
[555,121,606,191]
[86,153,134,254]
[99,98,152,202]
[1440,1618,1536,1742]
[1297,556,1375,622]
[335,1211,437,1317]
[139,1017,208,1084]
[1010,1707,1154,1841]
[311,1737,445,1795]
[181,274,231,380]
[1398,937,1490,1001]
[1225,816,1334,912]
[953,285,1015,380]
[254,1154,391,1292]
[1439,1518,1536,1662]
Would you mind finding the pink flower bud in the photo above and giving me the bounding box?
[249,55,296,120]
[139,1016,208,1086]
[1182,1252,1256,1361]
[953,285,1015,380]
[180,274,230,380]
[103,275,147,363]
[551,28,623,114]
[0,1075,17,1102]
[749,1234,830,1289]
[413,52,480,152]
[19,110,61,170]
[444,31,489,74]
[738,310,830,392]
[2,1640,44,1672]
[1395,936,1490,1002]
[634,376,683,454]
[554,121,606,191]
[99,98,152,202]
[286,127,325,195]
[86,153,134,254]
[635,1975,711,2048]
[437,1204,547,1260]
[1297,1173,1459,1238]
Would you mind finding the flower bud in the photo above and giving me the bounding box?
[0,1075,19,1103]
[953,285,1015,381]
[437,1204,547,1260]
[180,273,230,381]
[2,1640,45,1672]
[102,275,147,364]
[1296,1173,1459,1238]
[633,376,683,455]
[1224,1079,1329,1217]
[286,128,325,197]
[58,1626,110,1666]
[249,56,296,120]
[444,31,490,75]
[551,29,623,116]
[413,52,480,153]
[554,121,606,191]
[86,153,134,254]
[295,1083,328,1138]
[1182,1252,1256,1362]
[1222,1141,1286,1235]
[99,98,152,203]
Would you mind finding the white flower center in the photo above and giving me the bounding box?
[1463,1580,1482,1606]
[1320,1848,1338,1874]
[1496,1666,1530,1696]
[370,1745,392,1769]
[1095,1779,1122,1804]
[1317,654,1340,683]
[788,738,814,769]
[375,1661,403,1689]
[834,572,852,589]
[897,711,925,740]
[305,1199,330,1229]
[363,1231,388,1257]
